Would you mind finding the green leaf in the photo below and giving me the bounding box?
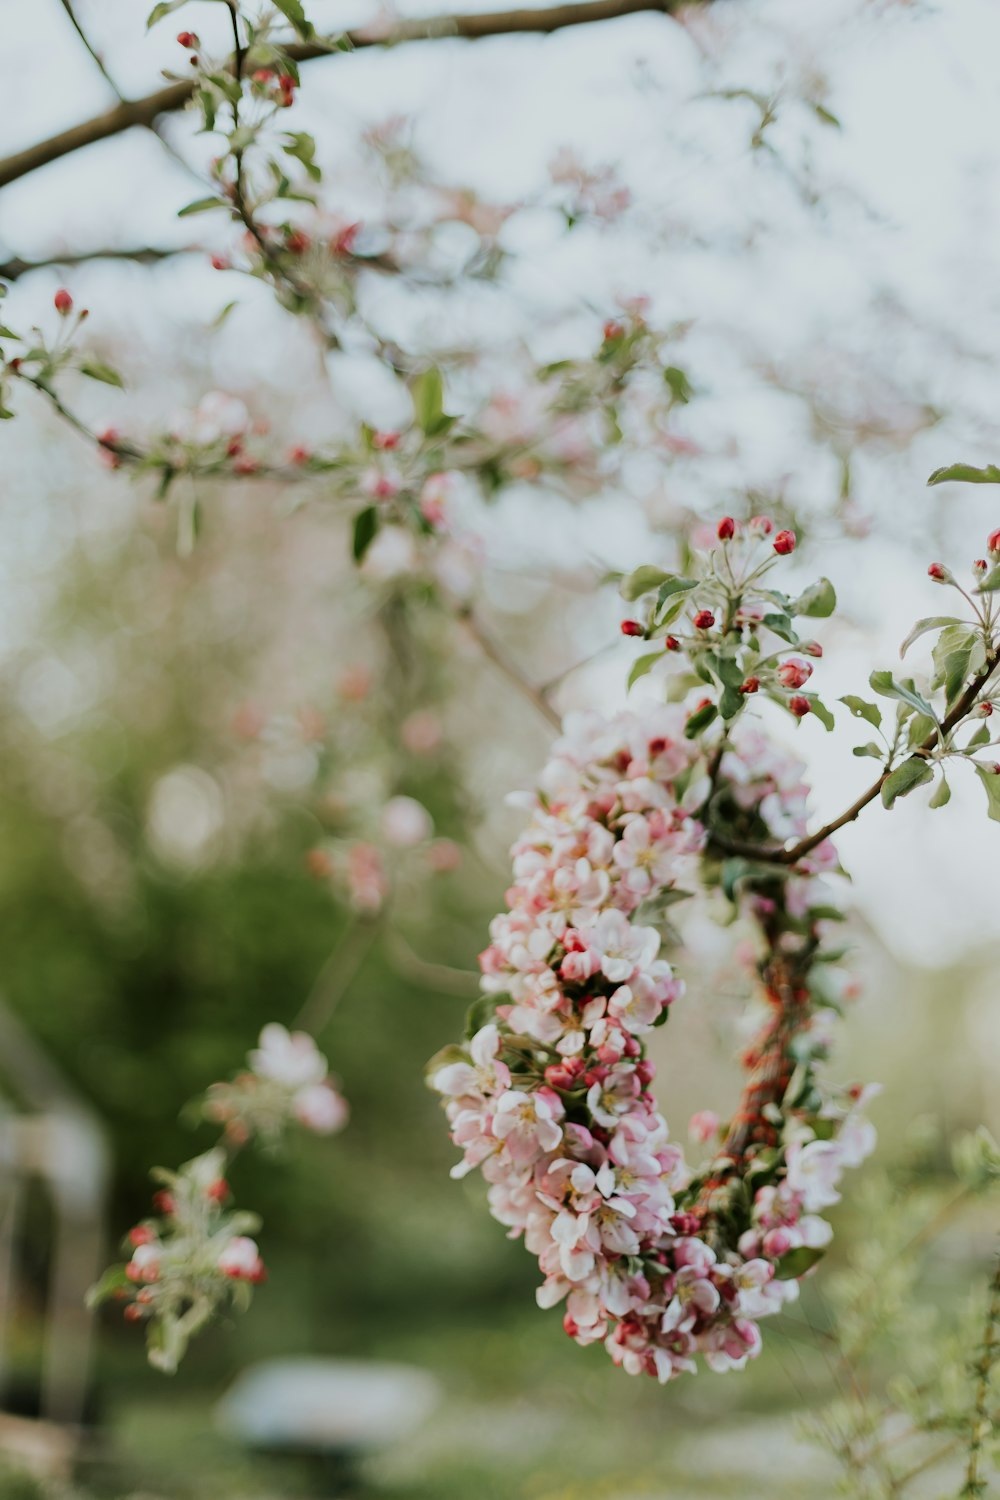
[852,742,884,760]
[928,776,951,808]
[465,993,499,1041]
[775,1246,825,1281]
[932,624,982,706]
[719,684,744,720]
[627,652,662,691]
[662,366,693,405]
[411,368,452,437]
[899,616,961,658]
[967,723,992,748]
[147,0,187,27]
[927,462,1000,486]
[762,612,799,645]
[655,576,698,608]
[812,103,841,128]
[86,1264,130,1307]
[619,565,671,602]
[840,695,881,730]
[974,763,1000,822]
[805,695,835,731]
[271,0,315,39]
[975,564,1000,594]
[177,197,225,218]
[684,702,718,739]
[792,576,836,618]
[351,505,379,563]
[881,755,933,809]
[283,131,322,181]
[78,359,124,388]
[869,670,936,722]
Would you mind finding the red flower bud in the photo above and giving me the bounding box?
[289,444,312,465]
[801,640,823,658]
[620,620,645,637]
[664,635,680,651]
[152,1190,175,1215]
[716,516,736,541]
[777,658,812,690]
[977,702,993,717]
[788,695,811,718]
[285,230,310,256]
[927,562,947,581]
[974,559,988,574]
[749,515,773,536]
[177,30,199,47]
[206,1179,229,1203]
[603,319,625,342]
[128,1225,154,1247]
[692,610,715,630]
[773,529,796,555]
[54,288,73,315]
[740,676,760,695]
[988,530,1000,556]
[124,1303,144,1322]
[210,254,229,271]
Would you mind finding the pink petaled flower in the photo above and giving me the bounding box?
[581,909,660,984]
[218,1236,265,1283]
[126,1243,161,1284]
[293,1083,348,1135]
[250,1024,328,1088]
[492,1088,564,1165]
[777,658,812,690]
[688,1109,720,1144]
[607,983,664,1034]
[611,815,681,895]
[432,1023,511,1099]
[586,1062,642,1128]
[784,1139,843,1211]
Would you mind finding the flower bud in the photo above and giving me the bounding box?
[749,515,773,537]
[620,620,645,637]
[927,562,950,582]
[788,695,811,718]
[977,702,993,717]
[692,610,715,630]
[124,1303,144,1322]
[664,635,680,651]
[177,30,199,47]
[974,559,988,576]
[740,676,760,695]
[988,529,1000,556]
[717,516,736,541]
[54,288,73,315]
[800,640,823,658]
[773,529,796,555]
[603,320,625,342]
[128,1225,154,1247]
[777,658,812,689]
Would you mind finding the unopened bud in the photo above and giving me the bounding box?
[620,620,645,637]
[773,529,796,555]
[788,695,811,718]
[692,610,715,630]
[54,288,73,315]
[717,516,736,541]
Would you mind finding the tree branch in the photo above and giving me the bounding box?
[458,606,562,730]
[0,0,689,192]
[0,246,196,282]
[710,653,1000,867]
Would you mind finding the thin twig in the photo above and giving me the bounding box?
[0,0,696,192]
[710,654,1000,866]
[293,919,380,1035]
[459,607,561,730]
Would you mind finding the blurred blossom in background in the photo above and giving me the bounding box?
[0,0,999,1496]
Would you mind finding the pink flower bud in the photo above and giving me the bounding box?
[749,515,773,536]
[177,30,199,47]
[773,529,796,555]
[927,562,948,581]
[54,288,73,315]
[988,529,1000,556]
[740,676,760,694]
[692,610,715,630]
[801,641,823,658]
[620,620,644,637]
[977,702,993,717]
[603,320,625,342]
[777,658,812,689]
[974,559,988,575]
[717,516,736,541]
[788,695,811,718]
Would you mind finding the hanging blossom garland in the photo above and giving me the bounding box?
[430,522,880,1383]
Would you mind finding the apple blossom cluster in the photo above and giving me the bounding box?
[204,1022,349,1144]
[430,704,875,1382]
[90,1025,347,1369]
[88,1147,266,1374]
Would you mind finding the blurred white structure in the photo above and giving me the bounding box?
[0,1000,109,1435]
